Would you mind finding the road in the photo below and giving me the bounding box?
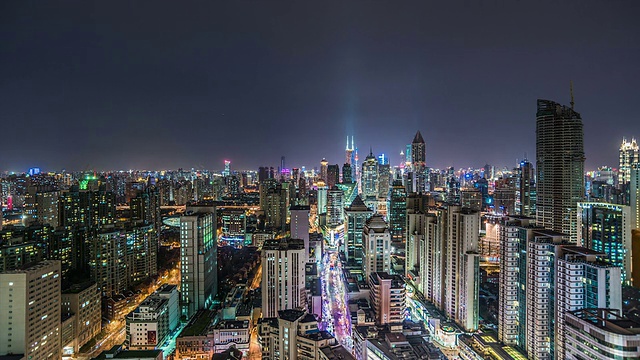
[321,251,353,351]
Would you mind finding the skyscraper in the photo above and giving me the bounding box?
[320,158,328,182]
[632,163,640,230]
[341,163,353,184]
[536,99,585,241]
[362,214,391,279]
[515,159,536,217]
[344,195,373,264]
[388,180,406,245]
[411,131,427,193]
[361,150,378,210]
[577,202,632,283]
[619,137,639,187]
[290,205,310,256]
[261,238,306,318]
[327,164,340,189]
[180,209,217,318]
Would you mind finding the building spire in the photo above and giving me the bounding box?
[570,80,575,109]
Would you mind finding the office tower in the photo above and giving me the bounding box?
[619,138,639,187]
[258,166,272,182]
[577,202,632,283]
[388,180,406,245]
[555,247,622,359]
[377,162,391,200]
[460,189,482,212]
[342,163,353,184]
[344,195,373,264]
[493,175,517,215]
[369,272,406,325]
[317,182,328,215]
[220,209,246,246]
[327,164,340,189]
[564,309,640,359]
[180,210,217,318]
[536,99,585,241]
[632,163,640,230]
[223,160,231,177]
[290,205,310,256]
[411,131,427,193]
[23,187,59,226]
[443,205,480,332]
[361,150,379,210]
[327,187,344,227]
[264,183,288,230]
[0,260,62,360]
[515,159,536,217]
[320,158,328,182]
[346,136,355,165]
[61,282,101,355]
[261,238,306,318]
[362,214,391,279]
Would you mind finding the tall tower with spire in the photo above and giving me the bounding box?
[411,131,427,193]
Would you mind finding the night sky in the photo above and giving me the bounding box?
[1,1,639,172]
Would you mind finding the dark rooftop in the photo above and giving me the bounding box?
[278,309,306,322]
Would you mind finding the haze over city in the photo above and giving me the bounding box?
[2,1,639,171]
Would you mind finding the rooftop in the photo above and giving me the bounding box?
[320,344,356,360]
[179,310,214,337]
[278,309,306,322]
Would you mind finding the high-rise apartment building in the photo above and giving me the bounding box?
[23,187,59,226]
[497,216,622,360]
[60,282,101,355]
[619,137,639,187]
[180,210,217,318]
[261,238,306,318]
[362,215,391,279]
[443,205,480,332]
[577,202,631,283]
[0,260,62,360]
[368,272,406,325]
[411,131,427,193]
[536,99,585,241]
[344,195,373,264]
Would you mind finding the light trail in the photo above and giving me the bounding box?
[320,250,353,351]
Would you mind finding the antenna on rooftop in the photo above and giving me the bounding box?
[570,80,575,110]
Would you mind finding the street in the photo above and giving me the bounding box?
[321,251,353,351]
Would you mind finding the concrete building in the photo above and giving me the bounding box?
[261,238,307,318]
[388,180,406,247]
[536,99,585,242]
[290,205,310,256]
[343,195,373,264]
[0,260,62,360]
[326,187,344,227]
[61,282,101,356]
[368,272,405,325]
[443,205,480,332]
[515,159,536,217]
[632,163,640,230]
[362,215,391,279]
[577,202,632,283]
[126,285,179,350]
[258,309,334,360]
[180,210,217,318]
[565,308,640,359]
[619,137,639,187]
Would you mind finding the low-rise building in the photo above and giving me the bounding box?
[91,345,163,360]
[565,308,640,359]
[126,285,179,350]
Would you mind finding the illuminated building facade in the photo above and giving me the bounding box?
[180,211,217,318]
[344,195,373,264]
[362,214,391,279]
[388,180,406,245]
[536,99,585,241]
[411,131,427,193]
[261,239,306,318]
[577,202,631,283]
[619,137,639,186]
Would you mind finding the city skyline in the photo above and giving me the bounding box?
[2,1,639,171]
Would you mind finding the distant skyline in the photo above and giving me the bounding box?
[1,1,639,172]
